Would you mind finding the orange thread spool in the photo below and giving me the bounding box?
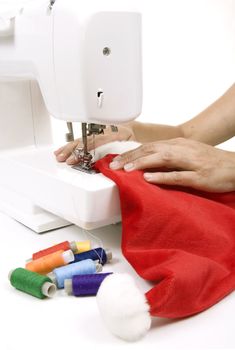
[25,250,74,274]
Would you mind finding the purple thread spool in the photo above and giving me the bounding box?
[64,273,113,296]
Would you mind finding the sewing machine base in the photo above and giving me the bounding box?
[0,145,123,232]
[0,186,71,233]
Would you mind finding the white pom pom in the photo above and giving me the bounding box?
[97,273,151,341]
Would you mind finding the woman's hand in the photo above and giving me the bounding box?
[54,123,135,165]
[109,138,235,192]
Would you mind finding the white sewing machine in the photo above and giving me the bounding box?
[0,0,142,232]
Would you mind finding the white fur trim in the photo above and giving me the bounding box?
[93,141,141,162]
[97,273,151,341]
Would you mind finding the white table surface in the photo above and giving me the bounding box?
[1,211,234,350]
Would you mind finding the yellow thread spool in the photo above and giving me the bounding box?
[76,241,91,253]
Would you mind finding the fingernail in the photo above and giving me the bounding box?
[109,161,120,169]
[144,173,153,181]
[57,153,65,160]
[124,163,135,171]
[67,155,76,163]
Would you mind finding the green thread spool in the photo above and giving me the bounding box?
[9,268,57,299]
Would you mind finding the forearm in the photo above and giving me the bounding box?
[130,121,183,143]
[128,83,235,145]
[179,83,235,145]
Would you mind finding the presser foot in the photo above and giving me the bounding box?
[72,163,97,174]
[72,147,97,174]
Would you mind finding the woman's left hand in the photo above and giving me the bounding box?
[109,138,235,192]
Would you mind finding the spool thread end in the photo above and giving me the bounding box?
[64,279,73,295]
[96,263,103,273]
[8,269,14,281]
[105,249,113,262]
[62,250,74,264]
[47,272,57,285]
[69,241,77,253]
[41,282,57,298]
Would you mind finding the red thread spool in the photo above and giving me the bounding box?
[32,241,71,260]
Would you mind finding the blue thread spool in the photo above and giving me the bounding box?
[64,273,113,296]
[72,248,112,266]
[47,259,102,289]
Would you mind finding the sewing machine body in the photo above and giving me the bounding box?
[0,0,142,232]
[0,0,142,123]
[0,142,121,232]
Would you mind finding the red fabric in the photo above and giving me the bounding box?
[95,154,235,318]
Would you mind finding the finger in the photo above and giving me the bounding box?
[112,139,187,164]
[66,134,117,164]
[56,141,79,162]
[123,154,164,171]
[122,149,197,172]
[65,133,117,164]
[54,145,66,156]
[66,154,81,165]
[124,152,180,171]
[143,171,198,188]
[54,147,64,156]
[110,142,166,169]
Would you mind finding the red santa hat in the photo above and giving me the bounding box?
[95,154,235,341]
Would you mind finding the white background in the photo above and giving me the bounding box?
[1,1,235,349]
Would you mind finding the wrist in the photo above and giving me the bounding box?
[222,151,235,192]
[121,121,135,131]
[177,123,188,139]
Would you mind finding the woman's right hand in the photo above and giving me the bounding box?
[54,123,135,165]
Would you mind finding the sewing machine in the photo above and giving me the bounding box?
[0,0,142,232]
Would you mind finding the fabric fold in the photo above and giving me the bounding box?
[95,154,235,318]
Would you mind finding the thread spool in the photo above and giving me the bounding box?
[64,273,113,296]
[73,248,112,266]
[47,259,102,289]
[29,240,91,261]
[26,250,74,274]
[9,268,57,299]
[76,241,91,253]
